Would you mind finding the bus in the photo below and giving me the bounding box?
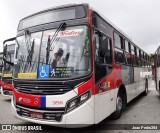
[155,46,160,94]
[0,53,3,92]
[1,39,15,96]
[4,4,152,127]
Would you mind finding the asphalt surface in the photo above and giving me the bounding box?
[0,79,160,133]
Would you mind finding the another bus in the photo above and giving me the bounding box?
[155,46,160,94]
[4,4,152,127]
[0,53,3,92]
[1,40,15,96]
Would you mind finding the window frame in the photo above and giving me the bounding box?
[94,27,113,84]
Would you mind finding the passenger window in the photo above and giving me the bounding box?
[139,50,141,58]
[115,48,124,64]
[142,52,144,59]
[134,47,137,56]
[96,33,112,64]
[126,53,133,65]
[128,42,131,53]
[131,44,134,55]
[137,48,139,57]
[114,32,123,49]
[125,40,129,52]
[145,54,147,60]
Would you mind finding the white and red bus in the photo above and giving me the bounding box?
[154,46,160,94]
[1,40,15,96]
[0,53,3,91]
[4,4,152,127]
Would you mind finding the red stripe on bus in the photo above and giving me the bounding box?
[2,83,13,91]
[14,89,41,108]
[78,77,94,95]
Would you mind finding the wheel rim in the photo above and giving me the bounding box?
[117,96,123,112]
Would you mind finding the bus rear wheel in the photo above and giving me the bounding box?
[143,80,148,96]
[111,91,126,119]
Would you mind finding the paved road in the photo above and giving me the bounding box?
[0,80,160,133]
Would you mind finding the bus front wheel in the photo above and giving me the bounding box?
[111,91,126,120]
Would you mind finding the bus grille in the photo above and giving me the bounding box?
[16,105,65,122]
[2,77,12,84]
[14,82,71,95]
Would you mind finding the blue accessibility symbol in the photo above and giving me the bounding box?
[38,65,50,79]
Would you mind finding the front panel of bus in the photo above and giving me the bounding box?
[1,46,15,96]
[12,5,95,125]
[0,56,3,90]
[155,49,160,93]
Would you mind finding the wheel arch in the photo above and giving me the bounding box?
[117,84,127,105]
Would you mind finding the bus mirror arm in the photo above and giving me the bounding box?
[3,37,16,55]
[3,58,14,66]
[3,37,16,66]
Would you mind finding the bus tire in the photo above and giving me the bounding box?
[111,91,126,120]
[159,81,160,95]
[143,80,148,96]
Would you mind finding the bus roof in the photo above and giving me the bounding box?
[18,3,150,56]
[19,3,88,24]
[90,5,150,56]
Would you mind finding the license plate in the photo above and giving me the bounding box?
[30,112,44,119]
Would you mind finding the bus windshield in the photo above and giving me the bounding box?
[0,57,3,77]
[14,25,91,79]
[3,53,14,75]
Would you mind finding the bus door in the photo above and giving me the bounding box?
[94,31,113,123]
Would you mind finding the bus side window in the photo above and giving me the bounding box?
[95,32,112,65]
[100,36,111,64]
[115,48,124,64]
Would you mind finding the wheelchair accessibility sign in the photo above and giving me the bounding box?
[38,65,50,79]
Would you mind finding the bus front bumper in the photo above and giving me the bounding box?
[1,86,13,97]
[11,96,94,128]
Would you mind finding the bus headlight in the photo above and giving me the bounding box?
[66,90,91,113]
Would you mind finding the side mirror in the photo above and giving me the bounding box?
[3,45,7,57]
[3,37,16,66]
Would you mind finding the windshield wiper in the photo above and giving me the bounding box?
[46,35,51,65]
[23,29,35,72]
[25,29,31,54]
[15,39,20,59]
[46,22,66,65]
[27,39,35,65]
[23,39,35,71]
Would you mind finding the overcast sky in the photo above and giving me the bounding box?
[0,0,160,54]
